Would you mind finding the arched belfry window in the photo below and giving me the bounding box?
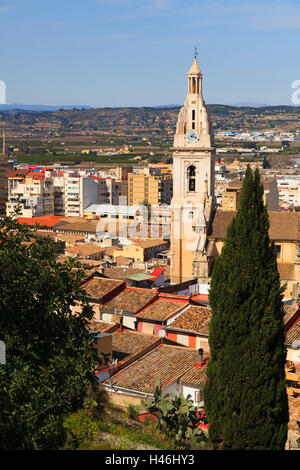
[188,165,196,192]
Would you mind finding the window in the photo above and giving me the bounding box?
[188,165,196,192]
[276,245,281,258]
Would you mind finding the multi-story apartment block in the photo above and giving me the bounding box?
[128,172,173,206]
[276,176,300,209]
[6,171,54,217]
[97,178,128,205]
[64,175,98,217]
[52,174,65,216]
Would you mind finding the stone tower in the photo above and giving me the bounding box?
[170,56,216,284]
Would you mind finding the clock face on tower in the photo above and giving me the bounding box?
[186,129,198,143]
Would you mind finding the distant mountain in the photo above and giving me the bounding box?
[0,104,96,112]
[152,104,181,109]
[231,101,271,108]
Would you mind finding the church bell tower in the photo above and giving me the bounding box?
[170,51,216,284]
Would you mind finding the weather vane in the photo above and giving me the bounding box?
[194,46,198,59]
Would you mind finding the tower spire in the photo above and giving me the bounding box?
[194,46,198,59]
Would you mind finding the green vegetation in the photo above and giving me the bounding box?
[204,166,289,450]
[144,381,209,449]
[14,152,139,165]
[0,214,100,450]
[62,391,176,450]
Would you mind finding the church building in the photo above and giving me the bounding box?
[170,55,215,284]
[170,57,300,302]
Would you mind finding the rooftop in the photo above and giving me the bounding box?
[102,287,158,314]
[284,305,299,326]
[84,204,137,216]
[106,344,206,394]
[102,267,145,280]
[167,305,212,335]
[54,219,100,233]
[135,297,188,322]
[286,322,300,346]
[111,330,160,364]
[88,319,116,333]
[209,211,300,242]
[228,177,274,191]
[17,216,66,228]
[83,277,125,300]
[126,273,154,281]
[65,244,105,258]
[131,239,168,249]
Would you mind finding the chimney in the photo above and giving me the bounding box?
[198,348,204,362]
[119,314,123,333]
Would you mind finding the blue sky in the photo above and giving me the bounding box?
[0,0,299,106]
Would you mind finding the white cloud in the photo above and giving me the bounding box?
[0,6,15,13]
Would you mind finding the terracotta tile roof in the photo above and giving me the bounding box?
[269,212,300,241]
[106,344,204,394]
[167,305,212,335]
[65,244,105,258]
[35,231,58,240]
[54,219,99,233]
[209,210,300,242]
[286,322,300,345]
[179,362,208,386]
[102,288,158,315]
[228,177,274,191]
[284,305,299,325]
[17,216,66,228]
[133,239,168,249]
[208,211,235,240]
[135,298,187,321]
[102,267,145,280]
[88,319,116,333]
[111,330,160,364]
[83,277,125,300]
[55,233,85,245]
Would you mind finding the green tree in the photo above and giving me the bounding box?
[204,165,289,450]
[0,215,100,449]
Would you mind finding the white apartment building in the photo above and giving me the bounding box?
[6,174,54,217]
[276,176,300,209]
[64,175,98,217]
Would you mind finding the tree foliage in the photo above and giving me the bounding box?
[144,380,208,447]
[204,166,289,450]
[0,215,100,449]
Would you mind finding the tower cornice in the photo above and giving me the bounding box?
[172,146,216,152]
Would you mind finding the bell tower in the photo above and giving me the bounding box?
[170,52,216,284]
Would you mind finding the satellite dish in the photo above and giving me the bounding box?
[159,329,166,338]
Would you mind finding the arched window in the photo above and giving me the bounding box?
[188,165,196,192]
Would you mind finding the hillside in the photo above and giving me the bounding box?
[1,105,300,135]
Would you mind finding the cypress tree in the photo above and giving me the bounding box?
[203,165,289,450]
